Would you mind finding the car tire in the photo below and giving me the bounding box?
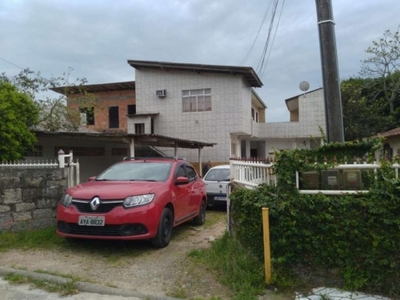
[192,200,206,226]
[151,207,173,248]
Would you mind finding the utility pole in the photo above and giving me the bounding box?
[315,0,344,142]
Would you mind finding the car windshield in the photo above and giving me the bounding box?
[96,162,173,181]
[204,168,230,182]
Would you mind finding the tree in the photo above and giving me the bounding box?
[0,81,39,161]
[0,68,91,132]
[360,26,400,114]
[341,77,394,141]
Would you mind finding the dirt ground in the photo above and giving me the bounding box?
[0,211,235,299]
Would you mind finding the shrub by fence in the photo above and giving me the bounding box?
[229,139,400,298]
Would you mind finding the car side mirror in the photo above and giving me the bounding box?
[175,176,189,185]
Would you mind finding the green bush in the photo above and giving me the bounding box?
[230,139,400,298]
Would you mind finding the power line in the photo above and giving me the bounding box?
[256,0,280,78]
[240,0,275,66]
[0,57,25,70]
[263,0,286,76]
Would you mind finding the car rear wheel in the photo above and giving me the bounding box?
[151,207,173,248]
[192,200,206,226]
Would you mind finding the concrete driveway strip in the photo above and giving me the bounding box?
[0,266,180,300]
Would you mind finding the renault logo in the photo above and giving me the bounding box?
[90,197,101,211]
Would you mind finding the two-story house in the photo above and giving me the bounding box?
[127,60,326,166]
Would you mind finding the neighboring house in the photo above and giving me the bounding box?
[375,127,400,160]
[127,60,326,165]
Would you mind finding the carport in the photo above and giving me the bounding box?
[34,130,216,176]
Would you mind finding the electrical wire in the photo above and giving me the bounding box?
[263,0,286,76]
[240,0,275,66]
[256,0,279,78]
[0,57,25,70]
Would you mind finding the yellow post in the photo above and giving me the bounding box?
[262,207,272,284]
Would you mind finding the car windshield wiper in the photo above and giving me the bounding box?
[132,179,157,182]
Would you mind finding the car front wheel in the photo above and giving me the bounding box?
[151,207,173,248]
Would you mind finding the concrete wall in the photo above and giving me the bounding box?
[0,167,67,232]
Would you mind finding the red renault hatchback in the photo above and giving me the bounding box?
[56,157,207,248]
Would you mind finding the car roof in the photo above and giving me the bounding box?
[209,164,230,170]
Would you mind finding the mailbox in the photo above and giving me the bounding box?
[300,172,319,189]
[322,170,340,189]
[343,170,362,190]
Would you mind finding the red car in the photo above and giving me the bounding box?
[56,157,207,248]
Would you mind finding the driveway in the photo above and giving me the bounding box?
[0,210,231,299]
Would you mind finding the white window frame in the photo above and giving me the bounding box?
[182,89,211,112]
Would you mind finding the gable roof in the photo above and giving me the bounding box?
[51,81,135,95]
[127,60,263,88]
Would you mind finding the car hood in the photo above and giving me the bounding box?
[66,181,161,200]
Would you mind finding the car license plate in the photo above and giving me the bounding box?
[214,196,226,201]
[78,216,105,226]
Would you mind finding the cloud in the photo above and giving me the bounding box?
[1,0,399,122]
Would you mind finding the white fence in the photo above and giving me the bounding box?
[230,159,276,188]
[0,150,80,188]
[230,159,400,194]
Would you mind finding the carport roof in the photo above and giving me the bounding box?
[34,130,216,149]
[50,81,135,94]
[127,60,263,88]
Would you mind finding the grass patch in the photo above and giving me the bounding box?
[0,227,64,251]
[0,226,149,262]
[188,231,266,300]
[4,273,79,296]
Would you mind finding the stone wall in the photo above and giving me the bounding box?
[0,167,67,232]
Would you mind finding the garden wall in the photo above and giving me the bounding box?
[0,167,67,232]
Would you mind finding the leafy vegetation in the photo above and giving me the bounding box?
[1,68,94,133]
[342,26,400,141]
[189,232,267,300]
[229,140,400,298]
[0,81,39,161]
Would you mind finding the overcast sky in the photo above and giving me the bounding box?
[1,0,400,122]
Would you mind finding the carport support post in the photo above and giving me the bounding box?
[198,147,202,176]
[174,142,178,158]
[129,138,135,158]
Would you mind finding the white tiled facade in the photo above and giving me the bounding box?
[131,69,254,163]
[130,68,326,163]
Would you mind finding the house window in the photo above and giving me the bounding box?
[127,104,136,115]
[251,108,255,120]
[109,106,119,128]
[79,107,94,125]
[135,123,145,134]
[255,111,259,122]
[182,89,211,112]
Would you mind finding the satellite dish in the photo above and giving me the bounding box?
[299,81,310,92]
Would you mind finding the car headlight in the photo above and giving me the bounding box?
[60,193,72,207]
[123,194,155,208]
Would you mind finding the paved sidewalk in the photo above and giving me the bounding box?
[296,287,391,300]
[0,266,178,300]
